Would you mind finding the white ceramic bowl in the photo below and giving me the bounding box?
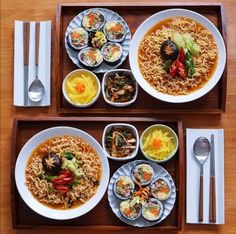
[15,126,110,220]
[62,69,101,108]
[102,69,138,107]
[129,8,226,103]
[102,123,139,161]
[140,124,179,163]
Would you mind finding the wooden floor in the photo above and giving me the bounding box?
[1,0,236,233]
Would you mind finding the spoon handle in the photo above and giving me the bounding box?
[35,22,40,66]
[199,174,203,222]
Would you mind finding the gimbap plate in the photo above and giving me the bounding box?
[107,160,176,227]
[65,8,131,73]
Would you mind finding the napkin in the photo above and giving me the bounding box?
[186,128,224,224]
[14,20,51,106]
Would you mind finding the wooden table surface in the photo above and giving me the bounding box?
[1,0,236,233]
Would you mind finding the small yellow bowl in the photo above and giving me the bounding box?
[62,69,101,108]
[140,124,179,163]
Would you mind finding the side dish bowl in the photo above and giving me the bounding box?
[15,126,110,220]
[102,123,139,161]
[129,8,226,103]
[62,69,101,108]
[140,124,179,163]
[102,69,138,107]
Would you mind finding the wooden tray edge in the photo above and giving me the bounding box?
[57,2,225,7]
[11,118,19,229]
[219,3,227,113]
[57,108,224,115]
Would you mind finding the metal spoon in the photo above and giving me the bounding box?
[193,137,211,222]
[28,76,45,102]
[28,22,45,102]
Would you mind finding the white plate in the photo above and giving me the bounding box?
[15,126,110,220]
[129,9,226,103]
[65,8,131,73]
[107,160,176,227]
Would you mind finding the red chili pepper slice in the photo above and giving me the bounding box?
[177,61,187,78]
[55,185,70,194]
[51,178,64,185]
[59,170,73,178]
[62,177,74,184]
[169,59,187,78]
[51,170,75,192]
[169,60,178,77]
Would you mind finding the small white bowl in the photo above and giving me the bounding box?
[102,123,139,161]
[140,124,179,163]
[62,69,101,108]
[102,69,138,107]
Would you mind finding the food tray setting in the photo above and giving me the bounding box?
[55,3,227,115]
[11,117,184,232]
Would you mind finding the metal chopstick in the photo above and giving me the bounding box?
[23,21,30,106]
[209,134,216,222]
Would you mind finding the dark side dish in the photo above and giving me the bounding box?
[105,127,136,158]
[105,72,136,103]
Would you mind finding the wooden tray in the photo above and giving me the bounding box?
[55,3,227,115]
[11,117,184,232]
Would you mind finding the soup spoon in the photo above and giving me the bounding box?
[193,137,211,222]
[28,22,45,102]
[28,76,45,102]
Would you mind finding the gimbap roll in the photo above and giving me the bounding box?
[120,198,142,220]
[150,177,171,201]
[101,42,122,64]
[141,198,163,221]
[131,163,154,186]
[103,20,126,42]
[67,27,88,50]
[82,10,105,32]
[114,176,135,200]
[78,47,103,69]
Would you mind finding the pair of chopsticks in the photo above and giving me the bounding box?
[23,21,40,105]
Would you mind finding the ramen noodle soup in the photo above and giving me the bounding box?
[25,136,102,209]
[138,17,218,95]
